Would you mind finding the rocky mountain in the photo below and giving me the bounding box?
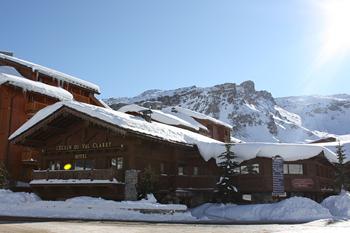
[276,95,350,136]
[104,81,350,143]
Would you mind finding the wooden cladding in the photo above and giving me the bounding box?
[25,101,48,114]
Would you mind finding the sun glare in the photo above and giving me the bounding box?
[316,0,350,66]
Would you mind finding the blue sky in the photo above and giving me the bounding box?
[1,0,350,98]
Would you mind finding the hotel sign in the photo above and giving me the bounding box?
[292,179,314,189]
[55,142,112,151]
[272,155,285,197]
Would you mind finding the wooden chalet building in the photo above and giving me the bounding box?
[119,105,233,143]
[231,148,337,203]
[9,100,338,205]
[0,52,104,187]
[162,106,233,143]
[9,101,221,205]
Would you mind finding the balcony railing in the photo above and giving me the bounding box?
[32,168,118,181]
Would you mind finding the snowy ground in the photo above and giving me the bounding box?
[1,189,350,224]
[0,220,350,233]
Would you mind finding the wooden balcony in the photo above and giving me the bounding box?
[32,168,118,181]
[25,101,48,114]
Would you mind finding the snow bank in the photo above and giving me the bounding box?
[0,190,192,222]
[0,190,342,223]
[0,72,73,101]
[192,197,332,222]
[322,191,350,218]
[0,189,40,205]
[0,53,100,93]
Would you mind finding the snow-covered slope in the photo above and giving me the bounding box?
[105,81,331,143]
[276,95,350,135]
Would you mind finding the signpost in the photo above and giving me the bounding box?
[272,155,286,197]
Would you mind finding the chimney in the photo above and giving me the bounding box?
[139,109,153,123]
[0,51,13,56]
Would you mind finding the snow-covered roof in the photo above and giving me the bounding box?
[119,104,202,131]
[233,142,337,163]
[161,108,208,132]
[9,101,225,162]
[311,135,350,162]
[98,99,113,110]
[163,106,233,129]
[0,72,73,101]
[0,53,100,93]
[9,101,336,164]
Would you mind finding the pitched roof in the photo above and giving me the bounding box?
[0,71,73,101]
[163,106,233,129]
[9,101,225,162]
[118,104,203,132]
[9,101,336,164]
[0,53,100,93]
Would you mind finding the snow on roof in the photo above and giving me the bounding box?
[233,142,337,163]
[0,72,73,101]
[98,99,113,110]
[0,53,100,93]
[162,107,208,132]
[310,135,350,162]
[119,104,202,131]
[9,101,336,164]
[9,101,225,162]
[163,106,233,129]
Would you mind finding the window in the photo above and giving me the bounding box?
[236,164,260,175]
[49,161,61,170]
[160,163,165,174]
[178,166,184,176]
[284,164,303,175]
[84,160,93,170]
[117,157,123,170]
[111,158,117,167]
[193,166,199,176]
[111,157,124,170]
[75,160,85,170]
[241,165,249,174]
[75,160,94,170]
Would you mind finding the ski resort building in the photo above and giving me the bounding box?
[9,100,338,205]
[119,104,232,143]
[0,53,104,187]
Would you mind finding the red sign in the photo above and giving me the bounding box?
[292,179,314,189]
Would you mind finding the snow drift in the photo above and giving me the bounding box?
[192,197,332,222]
[322,191,350,218]
[0,189,40,205]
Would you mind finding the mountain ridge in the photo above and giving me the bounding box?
[104,81,350,143]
